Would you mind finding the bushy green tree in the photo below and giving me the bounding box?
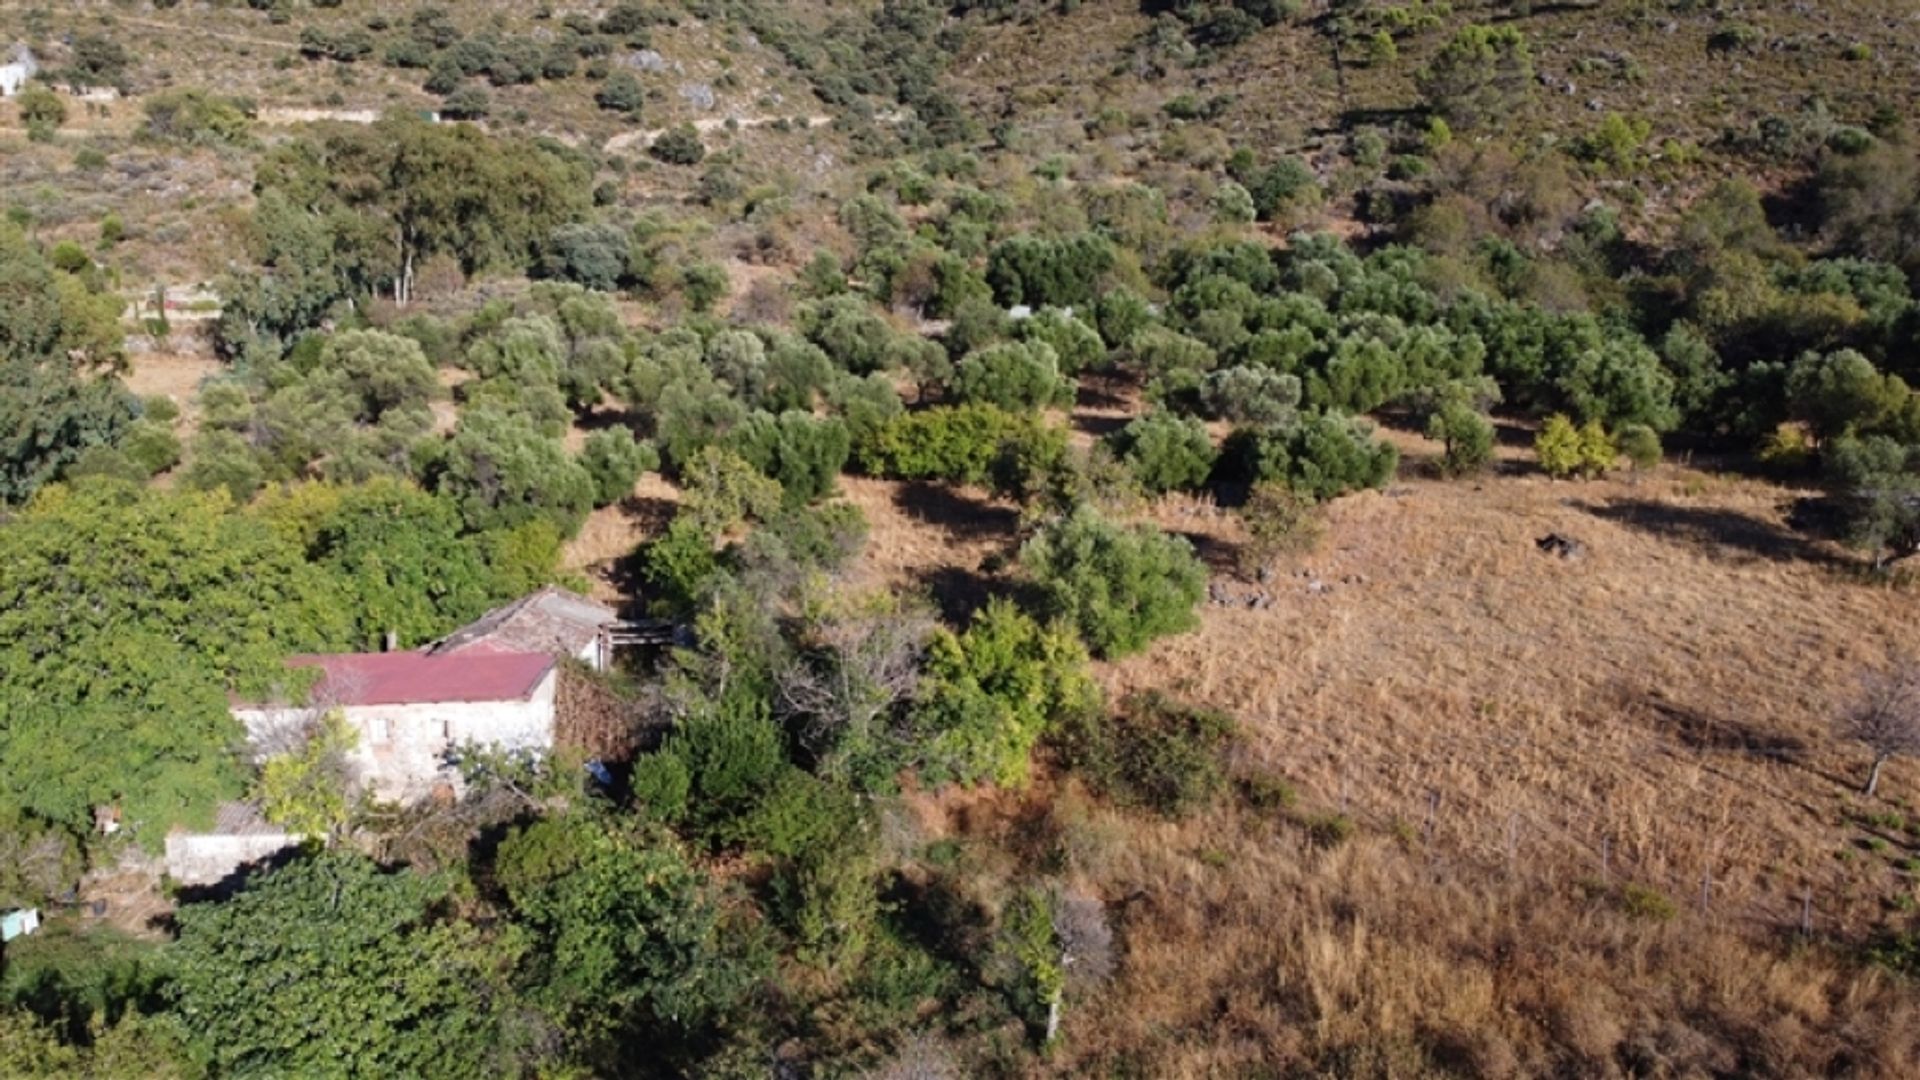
[856,404,1053,486]
[494,813,762,1059]
[1013,308,1107,375]
[1020,506,1208,658]
[1426,401,1495,477]
[1786,348,1907,446]
[1198,366,1301,426]
[1216,413,1398,500]
[0,483,352,837]
[1826,434,1920,565]
[1417,25,1534,129]
[952,341,1072,411]
[985,233,1115,308]
[580,428,659,506]
[545,222,631,292]
[798,294,896,375]
[912,599,1099,787]
[169,852,513,1078]
[725,411,853,504]
[0,227,136,502]
[256,477,504,650]
[1109,412,1216,493]
[437,407,596,535]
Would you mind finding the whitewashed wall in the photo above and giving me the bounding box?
[233,669,558,803]
[165,831,301,887]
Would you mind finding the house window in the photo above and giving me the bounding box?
[370,718,392,744]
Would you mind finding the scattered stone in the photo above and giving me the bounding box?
[1536,533,1587,560]
[680,82,716,110]
[624,49,669,73]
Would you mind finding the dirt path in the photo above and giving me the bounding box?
[115,15,297,50]
[603,113,832,154]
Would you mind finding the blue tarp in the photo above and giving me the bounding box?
[1,908,40,942]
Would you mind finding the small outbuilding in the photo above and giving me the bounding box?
[427,585,620,670]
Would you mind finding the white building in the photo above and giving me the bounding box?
[0,45,37,98]
[232,650,559,803]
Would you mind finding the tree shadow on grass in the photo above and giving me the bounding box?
[598,493,682,608]
[1643,698,1808,764]
[1172,528,1242,576]
[1631,694,1861,802]
[1572,498,1848,567]
[909,564,1038,629]
[1072,373,1135,441]
[892,481,1020,544]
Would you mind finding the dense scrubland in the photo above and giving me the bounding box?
[8,0,1920,1076]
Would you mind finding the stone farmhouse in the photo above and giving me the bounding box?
[166,589,624,885]
[231,649,562,804]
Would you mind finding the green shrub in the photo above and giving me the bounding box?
[1108,411,1216,493]
[1616,882,1678,922]
[1021,505,1208,658]
[1617,423,1662,471]
[1056,691,1234,817]
[682,262,728,313]
[912,599,1099,788]
[119,419,183,476]
[1216,413,1398,500]
[651,695,788,846]
[1426,402,1495,477]
[650,124,706,165]
[856,404,1052,486]
[952,341,1072,411]
[1303,812,1355,849]
[580,428,659,506]
[596,71,645,113]
[17,86,66,142]
[141,89,252,146]
[1237,481,1325,574]
[1534,414,1584,479]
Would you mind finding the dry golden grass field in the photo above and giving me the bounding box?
[832,410,1920,1075]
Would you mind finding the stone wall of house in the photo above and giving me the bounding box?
[233,670,558,803]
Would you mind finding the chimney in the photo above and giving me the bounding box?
[384,629,398,653]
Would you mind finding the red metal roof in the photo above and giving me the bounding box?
[279,651,556,707]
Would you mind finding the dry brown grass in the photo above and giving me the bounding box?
[857,411,1920,1073]
[1105,442,1920,936]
